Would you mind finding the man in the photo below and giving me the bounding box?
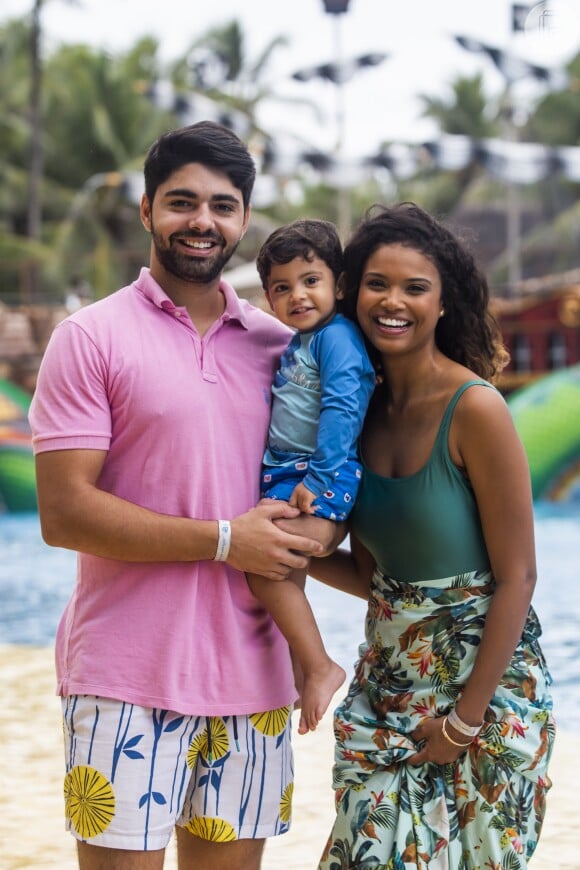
[29,121,322,870]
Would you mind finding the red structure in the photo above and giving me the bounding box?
[491,269,580,394]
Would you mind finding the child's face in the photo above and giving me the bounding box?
[265,255,342,332]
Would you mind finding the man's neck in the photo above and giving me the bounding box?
[153,267,226,336]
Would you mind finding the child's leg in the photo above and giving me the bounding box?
[247,564,345,734]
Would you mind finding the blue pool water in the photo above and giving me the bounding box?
[1,505,578,729]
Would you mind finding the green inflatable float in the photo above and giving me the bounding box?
[0,378,37,513]
[507,364,580,502]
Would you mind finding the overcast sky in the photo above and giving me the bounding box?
[3,0,579,159]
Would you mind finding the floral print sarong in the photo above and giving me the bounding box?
[319,568,555,870]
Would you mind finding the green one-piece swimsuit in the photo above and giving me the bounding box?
[319,380,555,870]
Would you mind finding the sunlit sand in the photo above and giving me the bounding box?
[0,645,576,869]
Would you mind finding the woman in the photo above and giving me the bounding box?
[310,203,555,869]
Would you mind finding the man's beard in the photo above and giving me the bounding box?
[151,227,240,284]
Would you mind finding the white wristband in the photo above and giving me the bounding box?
[214,520,231,562]
[448,707,482,737]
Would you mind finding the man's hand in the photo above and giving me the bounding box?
[228,502,323,580]
[289,482,318,514]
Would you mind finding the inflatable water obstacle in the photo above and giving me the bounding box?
[0,366,579,512]
[506,364,580,502]
[0,379,37,513]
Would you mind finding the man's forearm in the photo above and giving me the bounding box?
[39,484,219,562]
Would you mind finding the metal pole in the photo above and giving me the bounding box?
[332,15,351,240]
[505,97,522,292]
[506,174,522,292]
[504,22,521,294]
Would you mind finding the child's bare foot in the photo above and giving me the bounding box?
[297,660,346,735]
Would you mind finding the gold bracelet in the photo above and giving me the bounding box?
[441,716,472,748]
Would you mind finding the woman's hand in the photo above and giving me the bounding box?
[408,716,472,766]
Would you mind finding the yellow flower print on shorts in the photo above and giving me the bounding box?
[249,705,291,737]
[187,717,230,768]
[279,782,293,824]
[185,816,237,842]
[64,765,115,839]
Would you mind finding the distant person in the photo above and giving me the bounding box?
[64,274,92,313]
[247,219,375,735]
[29,121,324,870]
[309,202,555,869]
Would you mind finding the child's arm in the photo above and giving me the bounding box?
[289,481,318,514]
[301,319,375,500]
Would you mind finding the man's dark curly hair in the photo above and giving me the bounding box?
[144,120,255,210]
[341,202,508,382]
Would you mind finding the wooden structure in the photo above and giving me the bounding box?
[492,268,580,394]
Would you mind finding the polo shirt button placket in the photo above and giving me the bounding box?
[200,333,218,384]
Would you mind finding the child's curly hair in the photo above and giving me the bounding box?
[256,219,343,291]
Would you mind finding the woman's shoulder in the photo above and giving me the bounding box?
[440,360,497,402]
[449,373,512,438]
[445,369,520,469]
[441,361,506,421]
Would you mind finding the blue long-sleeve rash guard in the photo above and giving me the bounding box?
[263,313,376,497]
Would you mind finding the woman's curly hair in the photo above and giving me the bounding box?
[341,202,508,382]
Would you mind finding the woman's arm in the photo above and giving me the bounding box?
[308,532,375,600]
[451,386,537,725]
[410,385,537,764]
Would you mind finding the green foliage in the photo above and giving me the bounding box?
[420,73,500,140]
[0,15,179,301]
[42,41,168,188]
[522,54,580,146]
[398,171,470,218]
[413,56,580,283]
[0,11,307,302]
[0,19,32,167]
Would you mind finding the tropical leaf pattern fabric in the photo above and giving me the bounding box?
[319,569,555,870]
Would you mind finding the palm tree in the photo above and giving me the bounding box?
[26,1,43,235]
[522,54,580,148]
[396,73,502,217]
[421,72,500,140]
[163,20,323,254]
[0,15,53,302]
[173,21,299,138]
[0,14,177,302]
[167,19,321,177]
[44,37,177,296]
[398,61,580,286]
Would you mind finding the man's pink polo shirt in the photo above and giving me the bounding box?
[29,268,296,716]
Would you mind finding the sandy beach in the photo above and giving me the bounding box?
[1,644,577,869]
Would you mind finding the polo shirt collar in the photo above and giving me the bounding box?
[133,267,249,329]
